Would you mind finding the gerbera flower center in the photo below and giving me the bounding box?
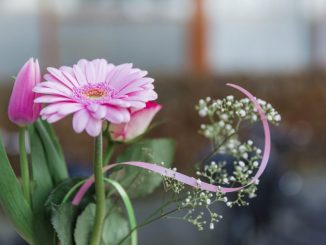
[82,87,107,99]
[73,83,114,104]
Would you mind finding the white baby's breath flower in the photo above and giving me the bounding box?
[238,109,246,117]
[210,223,215,230]
[274,114,281,121]
[226,95,234,101]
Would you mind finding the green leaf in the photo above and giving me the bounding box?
[102,211,129,245]
[113,138,175,198]
[74,203,95,245]
[74,201,130,245]
[52,203,77,245]
[47,178,91,245]
[45,178,90,213]
[35,119,68,185]
[0,134,33,243]
[42,120,65,161]
[28,124,54,245]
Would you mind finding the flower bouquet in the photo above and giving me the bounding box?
[0,58,281,245]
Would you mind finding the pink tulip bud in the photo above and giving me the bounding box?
[109,102,162,142]
[8,58,42,126]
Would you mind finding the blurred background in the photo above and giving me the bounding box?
[1,0,326,244]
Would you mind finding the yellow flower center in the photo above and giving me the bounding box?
[82,88,107,99]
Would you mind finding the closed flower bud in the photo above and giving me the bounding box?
[8,58,41,126]
[109,101,162,142]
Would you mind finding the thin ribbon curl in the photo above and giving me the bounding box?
[72,83,271,206]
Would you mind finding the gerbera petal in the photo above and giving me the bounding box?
[77,59,88,71]
[40,103,63,115]
[126,101,146,109]
[126,90,158,101]
[115,72,150,96]
[106,63,133,90]
[47,67,75,89]
[105,106,130,124]
[39,81,72,94]
[85,62,96,84]
[34,95,71,103]
[60,66,80,87]
[72,109,90,133]
[87,104,107,119]
[73,64,88,85]
[46,113,66,123]
[85,117,102,137]
[57,103,84,115]
[142,83,155,90]
[106,99,131,107]
[33,86,69,97]
[93,59,108,82]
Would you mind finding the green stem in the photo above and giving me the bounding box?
[90,132,106,245]
[19,127,31,206]
[103,140,115,166]
[61,180,87,205]
[104,178,137,245]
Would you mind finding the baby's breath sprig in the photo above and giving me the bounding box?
[196,96,280,149]
[146,95,281,231]
[123,95,280,233]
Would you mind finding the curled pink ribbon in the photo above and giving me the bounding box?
[72,83,271,206]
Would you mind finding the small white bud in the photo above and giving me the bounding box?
[249,193,256,198]
[238,109,246,117]
[257,99,266,105]
[199,108,208,117]
[274,114,281,121]
[239,145,246,152]
[238,161,245,167]
[221,114,228,121]
[226,95,234,101]
[225,124,232,130]
[210,223,215,230]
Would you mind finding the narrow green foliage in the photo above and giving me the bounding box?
[0,134,33,243]
[28,124,55,245]
[35,120,68,184]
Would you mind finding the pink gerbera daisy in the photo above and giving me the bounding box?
[33,59,157,136]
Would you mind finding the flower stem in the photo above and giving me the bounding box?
[19,127,31,206]
[90,132,106,245]
[103,140,115,166]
